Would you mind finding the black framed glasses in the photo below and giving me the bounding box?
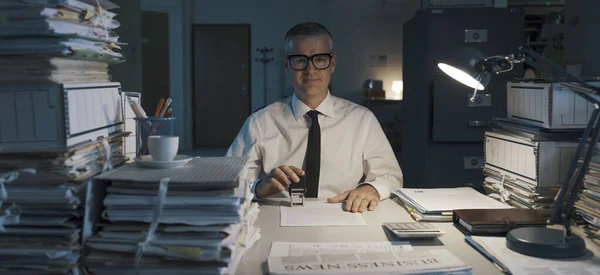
[287,53,333,71]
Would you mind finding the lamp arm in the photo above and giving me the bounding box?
[549,109,600,230]
[561,112,600,229]
[518,48,600,101]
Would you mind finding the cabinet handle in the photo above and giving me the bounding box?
[468,120,490,127]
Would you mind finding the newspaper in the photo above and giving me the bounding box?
[269,242,413,256]
[267,242,471,274]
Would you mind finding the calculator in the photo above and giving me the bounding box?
[383,222,445,239]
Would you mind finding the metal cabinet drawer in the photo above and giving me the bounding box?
[432,78,506,142]
[429,143,484,189]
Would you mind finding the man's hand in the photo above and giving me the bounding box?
[255,165,305,198]
[327,185,381,213]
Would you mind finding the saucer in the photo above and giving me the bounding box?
[134,155,193,169]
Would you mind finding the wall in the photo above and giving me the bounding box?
[111,0,143,93]
[141,0,420,150]
[564,0,600,78]
[329,0,420,102]
[140,0,189,148]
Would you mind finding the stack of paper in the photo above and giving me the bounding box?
[466,236,600,274]
[575,153,600,248]
[267,242,472,274]
[482,168,558,210]
[0,0,124,84]
[393,187,511,222]
[0,132,128,274]
[481,128,578,210]
[84,157,261,274]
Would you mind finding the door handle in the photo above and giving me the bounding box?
[240,84,248,96]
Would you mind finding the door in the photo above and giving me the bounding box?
[141,11,170,113]
[192,25,251,147]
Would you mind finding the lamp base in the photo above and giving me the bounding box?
[506,227,586,258]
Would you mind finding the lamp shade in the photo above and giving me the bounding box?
[437,47,490,90]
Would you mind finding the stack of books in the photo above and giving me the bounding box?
[84,157,261,274]
[575,151,600,247]
[0,133,128,274]
[0,0,124,84]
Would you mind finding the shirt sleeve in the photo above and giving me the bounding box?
[226,115,264,197]
[360,112,404,200]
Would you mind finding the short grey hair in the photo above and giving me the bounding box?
[284,22,333,55]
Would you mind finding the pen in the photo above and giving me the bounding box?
[158,98,172,118]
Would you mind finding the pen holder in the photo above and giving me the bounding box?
[134,117,176,156]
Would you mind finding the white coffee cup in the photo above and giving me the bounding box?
[148,135,179,161]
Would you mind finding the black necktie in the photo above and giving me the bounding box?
[305,110,321,197]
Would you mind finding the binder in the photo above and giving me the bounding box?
[484,130,578,188]
[0,82,124,153]
[507,81,600,129]
[121,91,141,160]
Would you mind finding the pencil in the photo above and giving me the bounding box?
[154,98,165,117]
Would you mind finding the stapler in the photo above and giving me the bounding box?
[288,175,306,207]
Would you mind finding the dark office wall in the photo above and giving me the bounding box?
[564,0,600,78]
[111,0,143,93]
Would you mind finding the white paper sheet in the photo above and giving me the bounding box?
[269,242,413,257]
[475,236,600,275]
[395,187,512,213]
[279,201,367,227]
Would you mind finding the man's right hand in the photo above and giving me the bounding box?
[255,165,305,198]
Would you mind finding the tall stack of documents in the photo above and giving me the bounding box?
[393,187,511,222]
[84,157,261,274]
[482,119,579,210]
[575,150,600,248]
[482,167,557,210]
[0,132,128,274]
[0,0,124,84]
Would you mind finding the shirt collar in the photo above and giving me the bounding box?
[291,91,335,121]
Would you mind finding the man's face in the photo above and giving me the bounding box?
[285,35,336,99]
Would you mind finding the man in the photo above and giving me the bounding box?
[227,22,403,213]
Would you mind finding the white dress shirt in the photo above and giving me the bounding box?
[226,92,403,199]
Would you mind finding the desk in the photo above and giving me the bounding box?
[236,197,502,275]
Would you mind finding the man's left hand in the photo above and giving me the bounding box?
[327,185,381,213]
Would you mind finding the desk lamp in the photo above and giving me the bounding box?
[437,46,600,258]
